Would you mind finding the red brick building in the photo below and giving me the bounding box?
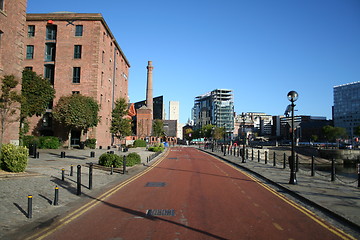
[24,13,130,148]
[0,0,28,144]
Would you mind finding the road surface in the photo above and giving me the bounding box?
[27,147,354,240]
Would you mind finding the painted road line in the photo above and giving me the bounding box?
[25,150,169,240]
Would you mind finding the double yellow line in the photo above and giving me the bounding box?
[26,150,169,240]
[214,154,356,240]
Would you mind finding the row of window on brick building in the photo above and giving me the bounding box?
[25,23,117,86]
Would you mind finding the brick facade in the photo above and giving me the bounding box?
[0,0,27,144]
[24,13,130,148]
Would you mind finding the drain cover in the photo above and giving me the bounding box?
[146,209,175,216]
[168,157,177,159]
[145,182,166,187]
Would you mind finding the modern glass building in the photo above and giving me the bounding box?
[333,81,360,137]
[192,89,234,133]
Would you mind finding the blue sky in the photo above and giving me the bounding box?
[27,0,360,124]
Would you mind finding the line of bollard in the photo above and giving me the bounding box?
[61,168,65,181]
[27,195,32,218]
[89,163,93,190]
[123,156,127,174]
[54,186,59,206]
[77,165,81,196]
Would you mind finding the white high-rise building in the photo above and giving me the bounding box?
[169,101,182,139]
[169,101,180,121]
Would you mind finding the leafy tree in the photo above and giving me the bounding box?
[110,98,132,143]
[0,75,22,152]
[322,125,347,142]
[213,127,225,142]
[52,94,99,148]
[201,124,215,140]
[310,135,318,142]
[152,119,165,138]
[20,69,55,145]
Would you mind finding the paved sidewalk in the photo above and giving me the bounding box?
[0,147,160,239]
[202,148,360,232]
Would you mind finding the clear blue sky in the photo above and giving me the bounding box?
[27,0,360,124]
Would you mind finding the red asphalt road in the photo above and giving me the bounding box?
[34,147,352,240]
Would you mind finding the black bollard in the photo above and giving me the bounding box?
[90,151,95,158]
[258,150,260,162]
[265,151,268,164]
[283,153,286,169]
[111,165,113,175]
[123,156,127,174]
[273,152,276,166]
[89,163,93,190]
[36,152,40,158]
[70,165,73,176]
[311,156,315,176]
[77,165,81,196]
[357,163,360,188]
[252,149,254,160]
[296,154,299,172]
[61,168,65,181]
[224,146,226,156]
[54,186,59,206]
[331,159,335,181]
[60,151,65,158]
[28,195,33,218]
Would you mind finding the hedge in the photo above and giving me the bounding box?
[133,139,147,148]
[98,153,123,168]
[125,152,141,166]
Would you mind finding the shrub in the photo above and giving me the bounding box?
[0,144,28,172]
[148,146,164,152]
[85,138,96,149]
[125,152,141,166]
[133,139,147,148]
[23,135,39,148]
[98,153,123,168]
[39,136,61,149]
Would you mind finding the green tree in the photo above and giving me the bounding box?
[0,75,22,152]
[20,69,55,145]
[322,125,347,142]
[213,127,225,142]
[52,94,99,148]
[110,98,132,144]
[202,124,215,140]
[152,119,165,138]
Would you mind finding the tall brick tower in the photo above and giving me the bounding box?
[146,61,154,119]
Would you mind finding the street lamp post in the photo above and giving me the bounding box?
[241,112,246,163]
[287,91,298,184]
